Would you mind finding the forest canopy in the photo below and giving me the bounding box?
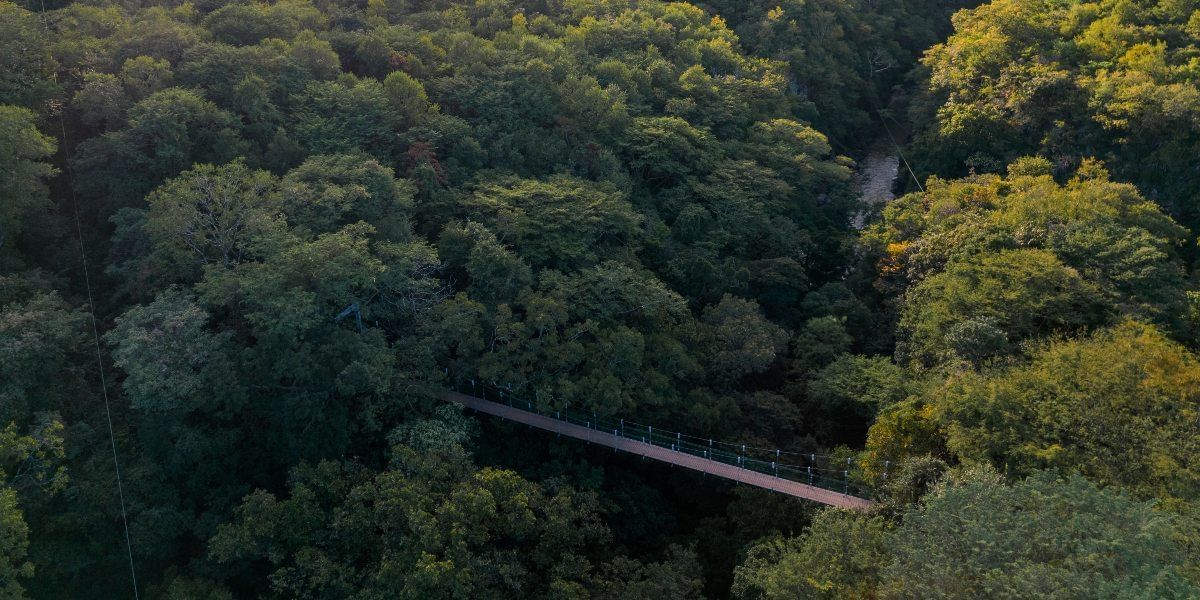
[3,0,1200,598]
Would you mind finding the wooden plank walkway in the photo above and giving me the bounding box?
[444,391,873,510]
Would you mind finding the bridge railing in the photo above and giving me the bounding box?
[452,380,880,499]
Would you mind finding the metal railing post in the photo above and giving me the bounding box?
[447,387,877,502]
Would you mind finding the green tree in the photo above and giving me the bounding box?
[733,509,890,600]
[0,2,57,108]
[621,116,717,184]
[808,354,911,442]
[911,0,1200,230]
[202,1,325,47]
[811,355,908,414]
[868,162,1190,365]
[438,222,532,307]
[73,88,246,210]
[17,0,1168,595]
[883,470,1198,599]
[280,153,414,240]
[591,547,704,600]
[0,418,67,599]
[931,321,1200,501]
[791,316,853,371]
[383,70,434,125]
[898,248,1106,367]
[868,162,1188,322]
[0,279,86,424]
[292,77,398,158]
[0,484,32,598]
[142,161,286,281]
[210,437,701,599]
[0,105,56,262]
[106,287,237,418]
[462,175,642,272]
[701,295,788,384]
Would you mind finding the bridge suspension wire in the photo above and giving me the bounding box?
[36,4,140,598]
[466,380,891,466]
[453,379,889,499]
[866,95,924,195]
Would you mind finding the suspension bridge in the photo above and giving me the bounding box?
[444,383,876,509]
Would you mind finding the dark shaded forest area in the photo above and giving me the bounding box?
[4,0,1200,598]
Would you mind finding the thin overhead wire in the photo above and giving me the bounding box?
[35,3,140,598]
[63,121,142,600]
[464,380,893,469]
[875,107,924,193]
[457,380,878,498]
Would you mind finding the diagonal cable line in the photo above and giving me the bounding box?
[35,3,140,597]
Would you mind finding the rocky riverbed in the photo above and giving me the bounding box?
[851,137,901,230]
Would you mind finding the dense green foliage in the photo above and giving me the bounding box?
[907,321,1200,501]
[735,469,1199,599]
[5,0,1200,597]
[866,158,1191,367]
[911,0,1200,230]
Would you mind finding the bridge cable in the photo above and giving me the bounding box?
[35,4,140,598]
[874,107,924,193]
[470,380,887,466]
[456,383,877,498]
[463,380,893,477]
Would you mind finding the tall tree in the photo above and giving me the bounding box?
[0,105,56,266]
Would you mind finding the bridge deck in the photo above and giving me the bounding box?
[444,391,873,510]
